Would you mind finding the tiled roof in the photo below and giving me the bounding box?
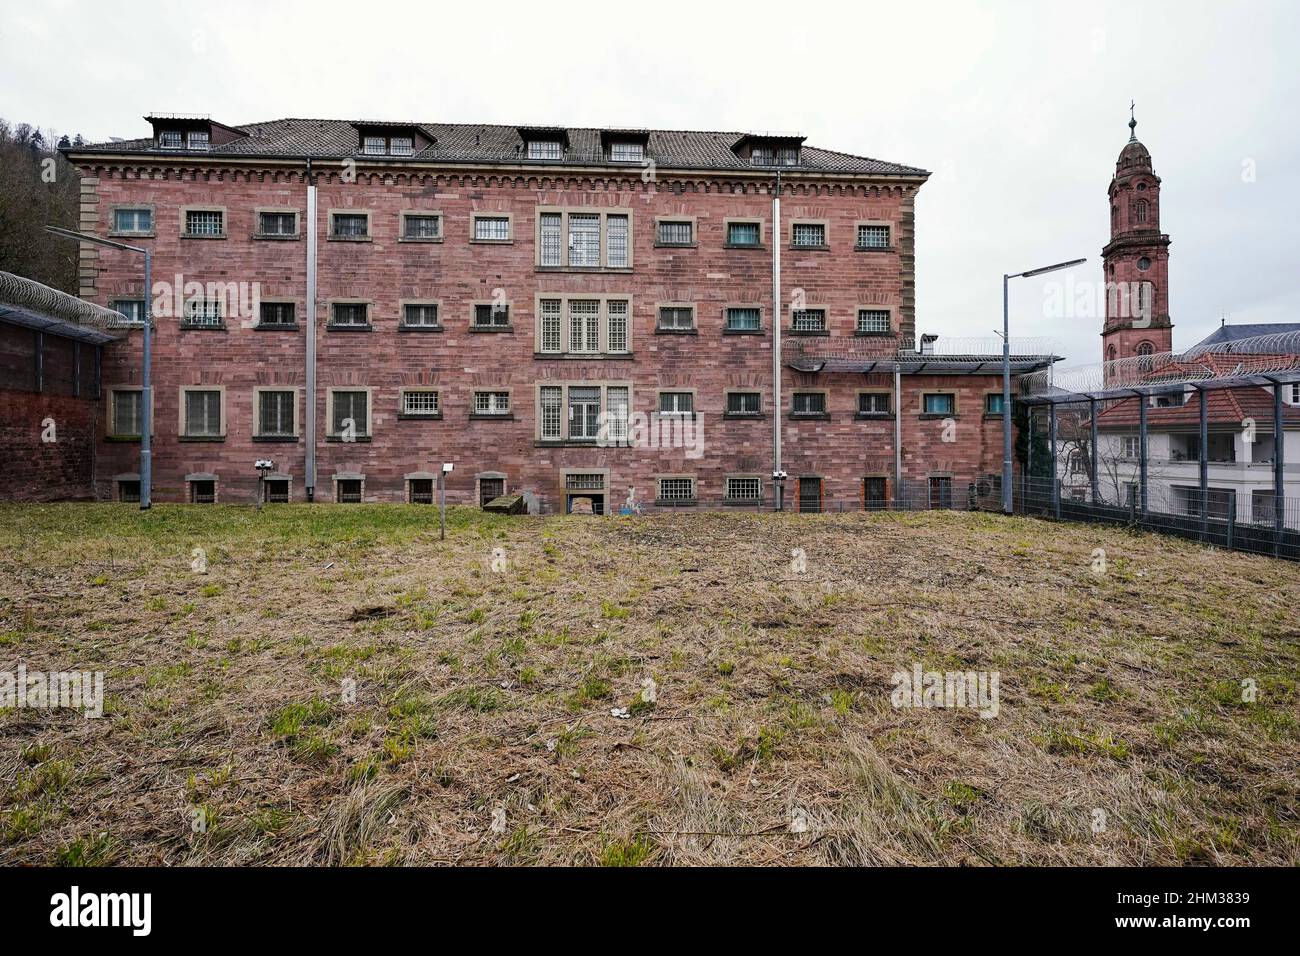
[70,118,930,177]
[1190,322,1300,351]
[1096,383,1300,429]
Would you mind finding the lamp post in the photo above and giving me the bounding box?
[255,459,274,510]
[440,462,453,540]
[46,225,153,510]
[1001,258,1086,513]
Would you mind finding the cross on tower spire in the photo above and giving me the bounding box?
[1129,100,1137,142]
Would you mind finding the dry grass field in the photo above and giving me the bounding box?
[0,503,1296,866]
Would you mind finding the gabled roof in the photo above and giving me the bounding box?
[1189,322,1300,352]
[67,118,930,177]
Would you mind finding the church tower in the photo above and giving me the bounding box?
[1101,106,1173,364]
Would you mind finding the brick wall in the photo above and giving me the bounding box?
[0,388,98,500]
[81,162,1016,509]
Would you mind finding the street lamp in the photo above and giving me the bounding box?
[45,225,153,510]
[1001,258,1086,514]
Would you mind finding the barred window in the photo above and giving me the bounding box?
[187,131,210,150]
[336,478,362,503]
[610,142,644,162]
[402,390,440,415]
[402,304,439,328]
[113,208,151,233]
[792,392,826,415]
[540,385,563,440]
[264,478,290,504]
[791,308,826,332]
[726,477,761,500]
[726,392,760,415]
[658,391,694,415]
[158,130,183,149]
[118,479,141,502]
[473,303,510,327]
[657,220,693,245]
[923,393,955,415]
[540,299,562,352]
[858,392,890,415]
[856,224,890,249]
[331,213,368,238]
[568,214,601,267]
[856,309,890,333]
[409,478,434,504]
[606,300,629,353]
[190,479,216,504]
[605,386,629,443]
[110,299,146,325]
[183,390,222,437]
[569,386,601,440]
[566,472,605,491]
[727,222,761,246]
[539,213,563,267]
[474,391,510,415]
[473,216,511,241]
[184,210,224,236]
[726,307,761,331]
[363,136,386,155]
[657,306,694,331]
[257,390,295,437]
[183,298,222,327]
[657,477,696,501]
[792,223,825,247]
[751,146,799,166]
[331,303,369,327]
[331,391,368,436]
[258,212,296,236]
[606,214,629,268]
[569,300,600,352]
[389,136,414,156]
[527,140,563,160]
[403,215,440,239]
[111,390,142,436]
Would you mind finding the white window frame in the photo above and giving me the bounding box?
[534,207,634,270]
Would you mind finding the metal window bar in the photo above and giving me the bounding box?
[857,309,890,333]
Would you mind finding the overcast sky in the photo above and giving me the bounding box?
[4,0,1297,366]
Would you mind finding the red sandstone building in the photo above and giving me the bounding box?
[64,116,1051,512]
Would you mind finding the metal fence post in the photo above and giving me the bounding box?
[1138,396,1149,517]
[1049,402,1060,519]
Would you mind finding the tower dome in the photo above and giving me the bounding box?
[1116,112,1152,172]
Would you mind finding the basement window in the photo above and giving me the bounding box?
[656,477,696,503]
[726,477,762,501]
[263,478,290,503]
[189,479,216,504]
[118,479,141,503]
[336,479,363,503]
[409,478,434,504]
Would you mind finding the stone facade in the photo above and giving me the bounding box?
[71,120,1019,511]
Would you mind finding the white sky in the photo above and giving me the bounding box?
[4,0,1297,366]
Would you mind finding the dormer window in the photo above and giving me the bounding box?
[187,130,209,150]
[159,130,183,149]
[751,145,800,166]
[609,141,644,162]
[357,127,422,156]
[527,140,564,160]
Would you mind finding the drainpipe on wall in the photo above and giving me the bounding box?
[304,158,318,501]
[772,171,782,511]
[894,363,902,503]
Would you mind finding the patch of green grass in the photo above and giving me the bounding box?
[55,833,120,866]
[1086,678,1120,702]
[566,675,612,712]
[435,686,505,713]
[269,696,335,739]
[600,600,629,620]
[943,780,982,811]
[1036,726,1130,761]
[598,834,656,866]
